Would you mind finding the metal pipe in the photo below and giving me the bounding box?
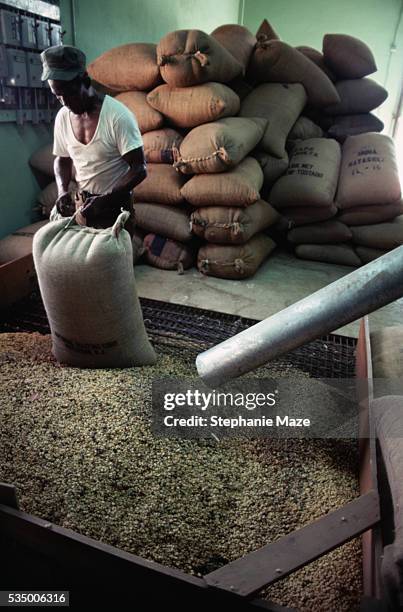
[196,246,403,387]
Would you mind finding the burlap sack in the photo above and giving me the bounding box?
[147,82,240,128]
[90,78,121,97]
[225,75,254,101]
[247,41,340,107]
[252,150,289,189]
[288,220,352,245]
[327,113,384,143]
[282,204,337,227]
[191,199,279,244]
[29,143,55,176]
[211,24,256,73]
[302,106,334,130]
[350,216,403,250]
[295,243,361,266]
[336,134,401,209]
[198,234,276,279]
[132,227,145,264]
[296,46,336,81]
[142,128,183,164]
[0,221,48,264]
[288,116,324,142]
[133,203,192,242]
[323,34,377,79]
[115,91,164,134]
[87,43,162,92]
[324,79,388,115]
[239,83,307,158]
[338,200,403,226]
[269,138,341,208]
[181,157,263,207]
[38,181,78,217]
[174,117,267,174]
[355,246,387,264]
[256,19,280,42]
[371,332,403,377]
[143,233,196,273]
[32,212,156,367]
[133,164,187,206]
[372,397,403,610]
[157,30,243,87]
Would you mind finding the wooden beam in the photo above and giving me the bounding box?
[356,317,383,600]
[0,503,293,612]
[205,491,380,598]
[0,482,19,509]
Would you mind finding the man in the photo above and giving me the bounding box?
[40,45,146,235]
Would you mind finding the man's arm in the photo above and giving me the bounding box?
[109,147,147,203]
[54,156,74,214]
[81,147,147,221]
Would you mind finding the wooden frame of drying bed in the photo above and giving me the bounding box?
[0,316,388,611]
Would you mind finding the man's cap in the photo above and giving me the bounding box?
[40,45,86,81]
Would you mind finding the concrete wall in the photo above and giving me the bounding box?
[241,0,403,134]
[60,0,240,62]
[0,124,52,240]
[58,0,402,132]
[0,0,239,240]
[2,0,400,240]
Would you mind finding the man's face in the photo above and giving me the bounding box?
[48,77,88,114]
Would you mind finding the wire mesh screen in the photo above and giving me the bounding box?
[0,290,357,378]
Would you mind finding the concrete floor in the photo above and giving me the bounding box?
[134,250,403,338]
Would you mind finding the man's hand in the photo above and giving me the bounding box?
[56,192,75,216]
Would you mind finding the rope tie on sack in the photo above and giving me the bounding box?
[232,222,242,236]
[63,207,83,230]
[173,147,229,170]
[208,221,242,234]
[191,219,243,236]
[190,216,207,229]
[158,54,176,66]
[172,146,181,165]
[177,262,184,275]
[256,40,271,50]
[234,258,245,274]
[199,258,246,274]
[158,50,209,67]
[193,50,209,66]
[112,209,130,239]
[256,34,271,45]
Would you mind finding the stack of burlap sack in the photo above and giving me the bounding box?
[30,19,397,276]
[314,33,387,143]
[158,28,281,280]
[88,28,282,279]
[247,20,400,267]
[110,51,195,273]
[336,132,403,264]
[282,132,402,267]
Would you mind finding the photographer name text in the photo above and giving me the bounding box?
[163,415,310,428]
